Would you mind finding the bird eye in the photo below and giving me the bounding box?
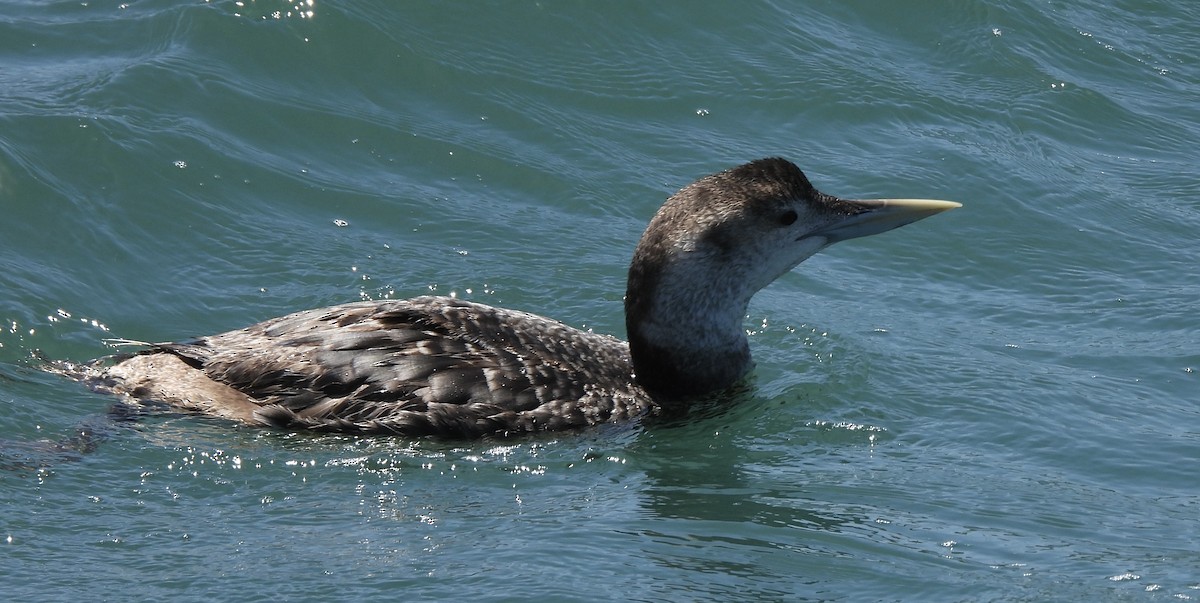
[779,210,798,226]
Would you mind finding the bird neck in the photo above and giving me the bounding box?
[624,251,754,397]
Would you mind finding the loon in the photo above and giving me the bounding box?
[67,158,958,438]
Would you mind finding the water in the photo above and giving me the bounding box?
[1,1,1197,600]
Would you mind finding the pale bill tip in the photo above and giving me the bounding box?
[876,198,962,211]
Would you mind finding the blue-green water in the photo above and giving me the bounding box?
[2,1,1197,600]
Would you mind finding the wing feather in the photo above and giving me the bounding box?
[157,296,647,436]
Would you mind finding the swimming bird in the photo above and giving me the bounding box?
[67,158,958,438]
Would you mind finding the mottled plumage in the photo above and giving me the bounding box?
[65,158,959,438]
[91,297,649,437]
